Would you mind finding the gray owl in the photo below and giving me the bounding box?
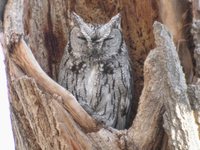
[58,12,133,129]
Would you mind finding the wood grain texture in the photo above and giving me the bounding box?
[13,77,95,150]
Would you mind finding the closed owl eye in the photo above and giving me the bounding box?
[78,36,87,41]
[104,37,113,41]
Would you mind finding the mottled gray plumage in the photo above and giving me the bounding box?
[58,12,132,129]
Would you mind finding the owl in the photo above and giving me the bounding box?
[58,12,133,129]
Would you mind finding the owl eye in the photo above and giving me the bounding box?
[104,37,113,41]
[78,36,87,41]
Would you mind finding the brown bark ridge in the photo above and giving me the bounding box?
[2,0,200,149]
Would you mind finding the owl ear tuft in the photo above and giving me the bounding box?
[98,13,122,39]
[71,12,83,26]
[71,12,93,39]
[110,13,121,29]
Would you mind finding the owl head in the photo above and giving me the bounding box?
[69,12,123,59]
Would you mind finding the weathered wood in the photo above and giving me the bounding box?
[13,76,95,150]
[127,21,200,150]
[152,22,200,150]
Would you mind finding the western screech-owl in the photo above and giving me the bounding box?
[58,12,133,129]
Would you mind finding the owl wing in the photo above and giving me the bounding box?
[115,53,133,129]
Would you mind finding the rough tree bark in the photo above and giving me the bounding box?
[1,0,200,150]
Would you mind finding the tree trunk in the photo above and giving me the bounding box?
[1,0,200,149]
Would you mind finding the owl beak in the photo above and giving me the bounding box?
[91,49,100,58]
[87,41,102,58]
[88,43,93,50]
